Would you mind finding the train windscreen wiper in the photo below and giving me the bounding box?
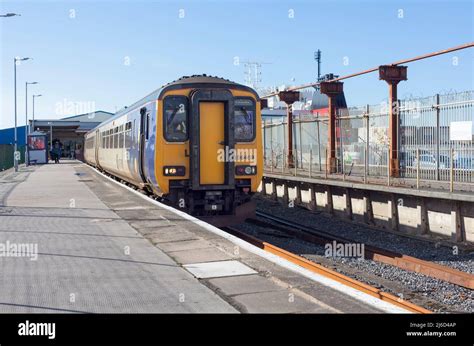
[166,106,181,131]
[240,107,252,125]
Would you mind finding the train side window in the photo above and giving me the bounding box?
[125,122,132,148]
[163,96,188,142]
[114,127,119,149]
[146,113,150,140]
[133,119,137,141]
[119,125,124,148]
[234,98,256,142]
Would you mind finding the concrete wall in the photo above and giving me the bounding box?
[259,179,474,244]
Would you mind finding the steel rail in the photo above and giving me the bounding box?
[262,42,474,98]
[254,211,474,290]
[223,225,430,313]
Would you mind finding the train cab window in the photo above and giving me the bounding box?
[234,98,255,142]
[164,96,188,142]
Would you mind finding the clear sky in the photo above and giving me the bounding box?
[0,0,473,129]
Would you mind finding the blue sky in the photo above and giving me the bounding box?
[0,0,473,129]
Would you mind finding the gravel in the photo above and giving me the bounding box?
[232,195,474,313]
[255,195,474,274]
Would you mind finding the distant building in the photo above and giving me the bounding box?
[262,84,348,122]
[0,110,114,160]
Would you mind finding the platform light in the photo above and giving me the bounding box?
[25,81,39,166]
[13,57,32,172]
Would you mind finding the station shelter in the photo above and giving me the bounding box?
[27,111,113,161]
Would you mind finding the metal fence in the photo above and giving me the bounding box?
[0,145,26,171]
[263,90,474,184]
[400,91,474,183]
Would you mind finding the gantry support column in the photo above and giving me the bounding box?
[379,65,407,177]
[278,91,300,168]
[320,81,344,174]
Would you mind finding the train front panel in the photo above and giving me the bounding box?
[153,84,263,217]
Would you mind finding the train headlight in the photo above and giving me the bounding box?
[235,165,257,176]
[163,166,186,176]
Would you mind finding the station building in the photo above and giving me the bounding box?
[0,111,113,162]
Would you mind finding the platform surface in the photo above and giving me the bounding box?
[0,161,388,313]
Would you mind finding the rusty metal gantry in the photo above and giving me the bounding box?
[320,81,344,173]
[263,42,473,177]
[379,65,407,177]
[278,90,300,168]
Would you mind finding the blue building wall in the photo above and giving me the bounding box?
[0,126,27,145]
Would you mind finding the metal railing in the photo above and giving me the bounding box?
[263,90,474,187]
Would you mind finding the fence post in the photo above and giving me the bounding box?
[364,147,368,183]
[416,148,420,189]
[450,148,454,192]
[435,94,440,181]
[317,117,322,171]
[282,149,285,174]
[299,120,303,170]
[309,147,312,178]
[270,119,273,170]
[271,150,274,173]
[325,148,328,179]
[387,147,390,186]
[339,116,344,175]
[366,104,370,178]
[263,119,267,167]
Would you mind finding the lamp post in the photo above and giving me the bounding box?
[47,122,53,152]
[25,81,38,166]
[32,94,42,132]
[14,57,31,172]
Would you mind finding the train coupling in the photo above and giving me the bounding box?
[203,191,224,211]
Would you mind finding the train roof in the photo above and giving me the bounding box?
[86,75,259,133]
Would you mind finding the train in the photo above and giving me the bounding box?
[84,75,263,225]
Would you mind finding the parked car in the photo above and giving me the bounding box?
[413,154,450,169]
[400,149,431,168]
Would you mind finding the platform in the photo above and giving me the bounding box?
[0,161,405,313]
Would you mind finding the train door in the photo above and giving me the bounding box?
[190,89,235,190]
[138,107,149,183]
[199,102,225,185]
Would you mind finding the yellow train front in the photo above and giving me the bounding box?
[84,75,263,225]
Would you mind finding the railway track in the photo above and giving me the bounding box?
[89,165,469,312]
[222,225,430,313]
[251,211,474,290]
